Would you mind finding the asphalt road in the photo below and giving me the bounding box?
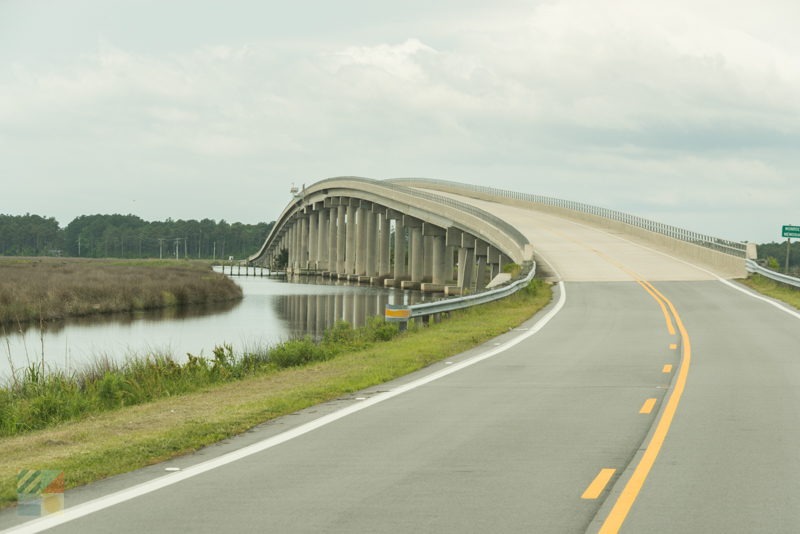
[3,197,799,533]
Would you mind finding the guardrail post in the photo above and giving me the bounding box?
[385,304,410,331]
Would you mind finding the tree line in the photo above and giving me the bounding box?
[756,241,800,274]
[0,213,274,260]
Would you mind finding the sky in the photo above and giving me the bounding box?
[1,0,798,243]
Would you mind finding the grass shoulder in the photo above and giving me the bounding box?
[738,274,800,310]
[0,280,552,509]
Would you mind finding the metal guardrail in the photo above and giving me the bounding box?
[388,177,748,258]
[746,259,800,289]
[407,263,537,318]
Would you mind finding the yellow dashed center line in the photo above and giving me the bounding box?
[639,398,657,414]
[582,469,617,499]
[662,364,673,373]
[534,224,692,533]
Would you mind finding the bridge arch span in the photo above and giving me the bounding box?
[249,177,533,292]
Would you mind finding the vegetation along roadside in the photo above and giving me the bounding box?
[0,279,552,509]
[0,257,242,326]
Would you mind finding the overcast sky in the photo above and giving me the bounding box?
[1,0,798,243]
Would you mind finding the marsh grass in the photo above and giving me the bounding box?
[0,279,551,509]
[0,316,408,437]
[0,257,241,325]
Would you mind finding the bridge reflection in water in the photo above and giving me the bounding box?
[271,276,439,340]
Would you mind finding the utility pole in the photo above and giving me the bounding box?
[787,238,792,274]
[174,238,180,260]
[213,241,216,260]
[77,236,81,257]
[184,237,188,259]
[158,238,164,259]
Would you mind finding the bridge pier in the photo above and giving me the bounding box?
[252,180,527,295]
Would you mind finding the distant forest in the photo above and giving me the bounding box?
[756,241,800,272]
[0,213,274,260]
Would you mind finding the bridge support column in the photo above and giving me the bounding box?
[327,205,336,274]
[390,215,407,284]
[488,247,502,281]
[475,255,488,289]
[289,220,298,273]
[317,208,328,272]
[409,226,423,283]
[365,210,377,278]
[336,205,346,274]
[378,212,390,277]
[421,223,446,291]
[299,215,309,271]
[457,234,475,290]
[308,208,318,271]
[474,240,488,290]
[432,235,447,285]
[445,246,455,283]
[355,205,367,276]
[345,203,356,275]
[399,215,423,289]
[423,236,434,283]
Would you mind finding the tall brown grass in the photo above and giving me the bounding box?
[0,258,242,325]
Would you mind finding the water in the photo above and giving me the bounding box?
[0,273,441,379]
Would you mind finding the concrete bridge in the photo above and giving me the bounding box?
[250,176,752,290]
[248,177,534,294]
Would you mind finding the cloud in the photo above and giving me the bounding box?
[1,0,798,241]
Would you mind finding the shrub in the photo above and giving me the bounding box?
[323,320,356,345]
[270,338,329,368]
[521,278,544,297]
[502,263,522,278]
[364,316,399,342]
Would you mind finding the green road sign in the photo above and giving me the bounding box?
[783,225,800,238]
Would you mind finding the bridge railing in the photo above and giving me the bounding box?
[387,177,748,258]
[407,263,537,319]
[746,259,800,289]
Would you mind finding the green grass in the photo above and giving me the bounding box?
[739,273,800,310]
[0,279,552,509]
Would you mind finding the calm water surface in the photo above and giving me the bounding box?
[0,272,440,378]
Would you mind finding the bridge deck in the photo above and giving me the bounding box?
[423,190,718,282]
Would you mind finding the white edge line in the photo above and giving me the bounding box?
[3,281,567,534]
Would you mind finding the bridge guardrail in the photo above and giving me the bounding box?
[406,263,537,318]
[388,177,748,258]
[746,259,800,289]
